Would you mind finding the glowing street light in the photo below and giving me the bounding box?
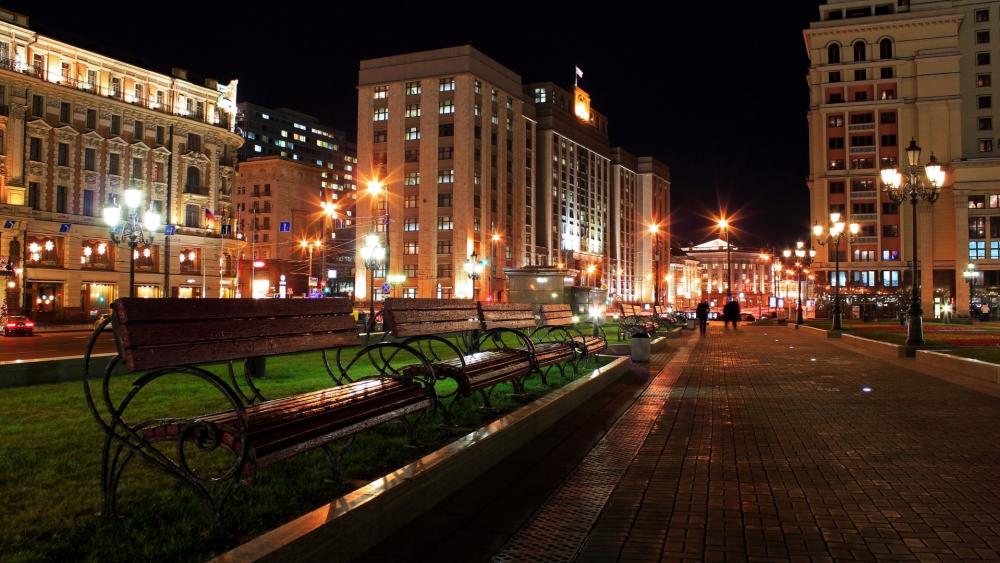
[102,186,159,297]
[360,233,386,334]
[814,212,860,330]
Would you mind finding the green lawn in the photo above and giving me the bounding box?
[803,320,1000,364]
[1,336,614,563]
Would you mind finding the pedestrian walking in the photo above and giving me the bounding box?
[982,302,991,322]
[696,301,709,335]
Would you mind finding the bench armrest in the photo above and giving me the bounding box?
[474,327,537,359]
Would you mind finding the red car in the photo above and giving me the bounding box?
[3,316,34,336]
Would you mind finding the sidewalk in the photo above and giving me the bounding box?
[497,324,1000,562]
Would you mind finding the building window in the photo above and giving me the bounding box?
[57,143,69,166]
[186,166,201,188]
[882,224,899,237]
[405,104,421,118]
[133,120,143,139]
[882,249,899,261]
[979,139,994,152]
[29,137,42,161]
[980,117,993,130]
[373,85,388,99]
[31,94,43,117]
[404,172,420,186]
[980,96,992,109]
[828,115,844,127]
[979,74,992,87]
[853,69,867,81]
[132,157,143,179]
[27,182,39,210]
[439,123,454,137]
[976,8,990,22]
[437,264,452,278]
[111,115,121,135]
[882,271,900,287]
[970,216,987,238]
[880,67,894,79]
[879,112,896,124]
[992,241,1000,259]
[439,100,455,114]
[403,242,418,255]
[991,194,1000,208]
[977,30,991,44]
[403,218,419,232]
[970,241,986,260]
[59,102,71,123]
[80,239,114,270]
[108,153,120,176]
[992,216,1000,238]
[83,109,96,130]
[405,127,420,141]
[405,81,421,95]
[438,169,454,184]
[880,134,897,146]
[55,186,67,214]
[184,204,201,228]
[879,38,893,59]
[829,181,845,193]
[438,192,452,207]
[978,52,992,65]
[853,40,866,61]
[828,71,841,83]
[438,146,454,160]
[402,287,416,299]
[970,195,986,208]
[829,159,845,170]
[439,78,456,92]
[533,87,547,103]
[373,107,389,121]
[374,130,387,143]
[882,202,898,214]
[437,216,453,230]
[829,137,845,149]
[437,239,452,255]
[405,149,419,162]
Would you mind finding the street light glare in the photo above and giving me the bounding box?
[648,224,659,234]
[367,179,383,195]
[717,218,728,229]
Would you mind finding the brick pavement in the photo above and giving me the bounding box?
[499,324,1000,562]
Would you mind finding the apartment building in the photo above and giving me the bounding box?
[355,46,671,301]
[0,9,243,321]
[805,0,1000,317]
[236,103,358,295]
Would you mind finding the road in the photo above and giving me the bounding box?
[0,330,117,362]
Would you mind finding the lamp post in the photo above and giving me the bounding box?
[790,241,816,325]
[491,232,501,301]
[359,233,385,336]
[649,223,660,305]
[300,239,322,296]
[963,263,978,317]
[103,186,160,298]
[368,178,388,276]
[586,263,597,288]
[321,200,338,291]
[880,138,945,345]
[464,251,485,299]
[813,212,860,331]
[717,218,732,302]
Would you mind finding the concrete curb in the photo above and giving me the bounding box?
[213,355,634,563]
[0,353,116,388]
[915,350,1000,384]
[839,333,907,359]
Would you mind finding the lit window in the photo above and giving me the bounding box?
[261,113,270,119]
[405,104,421,118]
[373,86,388,99]
[404,172,420,186]
[405,81,421,95]
[405,127,420,141]
[437,216,453,230]
[970,241,986,260]
[404,242,419,255]
[439,77,456,92]
[439,100,455,114]
[373,107,389,121]
[404,218,419,231]
[438,169,454,184]
[533,88,547,103]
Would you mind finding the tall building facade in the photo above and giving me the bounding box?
[805,0,1000,317]
[0,10,243,321]
[236,103,358,295]
[356,46,670,301]
[683,239,773,310]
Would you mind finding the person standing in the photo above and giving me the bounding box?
[730,300,741,330]
[696,300,710,335]
[982,302,991,322]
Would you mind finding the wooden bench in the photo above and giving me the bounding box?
[479,302,578,379]
[617,302,659,339]
[537,304,608,367]
[652,304,676,328]
[382,298,536,406]
[83,298,440,519]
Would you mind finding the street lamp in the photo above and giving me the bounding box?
[963,263,978,316]
[649,223,661,305]
[717,218,732,302]
[359,233,385,335]
[103,186,160,297]
[791,241,816,325]
[490,232,502,301]
[464,251,485,300]
[813,212,860,330]
[368,178,388,275]
[880,138,945,345]
[300,239,322,294]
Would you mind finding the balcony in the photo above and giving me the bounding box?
[849,145,876,154]
[851,191,877,199]
[183,184,210,196]
[855,236,879,244]
[852,213,877,221]
[848,123,875,132]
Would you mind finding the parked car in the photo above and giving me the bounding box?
[739,312,756,322]
[3,316,35,336]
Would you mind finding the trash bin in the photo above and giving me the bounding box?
[630,332,651,363]
[686,318,696,330]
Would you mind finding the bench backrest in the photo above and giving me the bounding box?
[382,298,481,338]
[652,304,665,316]
[112,298,358,372]
[539,304,575,327]
[479,302,536,331]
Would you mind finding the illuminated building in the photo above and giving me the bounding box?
[0,9,243,320]
[236,103,358,295]
[682,239,773,309]
[356,46,669,301]
[805,0,1000,317]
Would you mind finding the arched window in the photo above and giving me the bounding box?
[186,166,201,188]
[828,43,841,64]
[879,38,893,59]
[854,40,866,62]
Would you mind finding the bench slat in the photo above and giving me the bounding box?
[117,297,352,322]
[119,315,356,351]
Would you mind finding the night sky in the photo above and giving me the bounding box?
[9,1,822,248]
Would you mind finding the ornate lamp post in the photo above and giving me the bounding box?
[813,212,860,330]
[586,263,597,288]
[367,178,388,275]
[359,233,385,335]
[790,241,816,325]
[963,263,979,317]
[490,232,501,301]
[880,138,945,345]
[649,223,660,305]
[717,218,732,302]
[103,186,160,298]
[464,251,485,300]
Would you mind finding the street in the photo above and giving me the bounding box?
[0,330,116,362]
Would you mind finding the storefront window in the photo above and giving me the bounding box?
[135,285,160,298]
[80,239,114,270]
[81,282,117,316]
[133,244,158,272]
[26,236,63,267]
[178,247,200,274]
[31,283,62,313]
